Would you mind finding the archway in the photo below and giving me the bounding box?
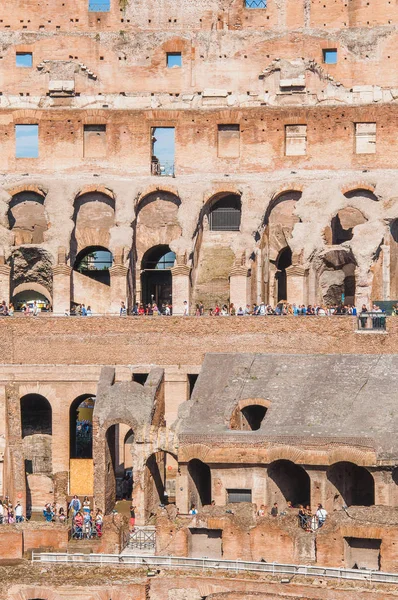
[188,459,212,509]
[327,462,375,507]
[20,394,53,515]
[141,245,175,307]
[208,194,241,231]
[275,247,292,302]
[21,394,52,438]
[73,245,113,286]
[230,402,268,431]
[267,460,310,507]
[331,207,367,245]
[8,190,48,245]
[69,395,95,459]
[145,451,178,519]
[105,424,135,508]
[71,190,115,259]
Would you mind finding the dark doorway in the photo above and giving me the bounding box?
[268,459,310,506]
[275,247,292,301]
[141,245,175,307]
[240,405,267,431]
[69,394,95,459]
[188,459,212,508]
[20,394,52,437]
[327,462,375,507]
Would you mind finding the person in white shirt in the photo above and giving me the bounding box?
[316,503,327,527]
[15,501,23,523]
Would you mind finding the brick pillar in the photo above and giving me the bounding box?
[382,244,390,301]
[171,264,190,315]
[109,265,128,315]
[285,265,308,305]
[373,469,389,506]
[307,468,327,510]
[52,265,72,315]
[176,463,189,514]
[0,263,11,304]
[229,265,249,311]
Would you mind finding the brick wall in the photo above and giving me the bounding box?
[0,316,395,367]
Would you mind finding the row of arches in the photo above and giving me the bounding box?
[188,458,376,510]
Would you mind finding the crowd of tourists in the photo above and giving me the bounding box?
[68,496,103,539]
[0,498,24,523]
[257,501,328,531]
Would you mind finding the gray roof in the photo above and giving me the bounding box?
[178,353,398,460]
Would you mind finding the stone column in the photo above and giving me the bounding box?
[109,265,128,315]
[229,265,249,311]
[382,244,391,301]
[171,264,191,315]
[373,469,389,506]
[286,265,308,305]
[307,468,327,510]
[52,264,72,315]
[0,263,11,303]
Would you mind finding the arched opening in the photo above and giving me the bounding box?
[331,207,367,245]
[8,191,48,245]
[230,401,268,431]
[20,394,53,516]
[327,462,375,507]
[208,194,241,231]
[71,190,115,259]
[12,289,50,312]
[267,460,310,507]
[275,247,292,302]
[9,247,53,306]
[73,245,113,285]
[145,451,178,520]
[141,245,175,307]
[188,459,212,509]
[344,188,378,201]
[105,424,135,509]
[69,395,95,459]
[21,394,52,438]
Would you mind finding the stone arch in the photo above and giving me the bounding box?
[206,192,242,232]
[267,459,310,507]
[188,458,212,509]
[73,245,113,286]
[9,247,53,305]
[71,191,115,259]
[140,244,175,307]
[8,588,62,600]
[318,248,357,306]
[230,398,271,431]
[7,190,48,245]
[258,190,302,305]
[327,461,375,508]
[145,450,178,519]
[69,394,95,459]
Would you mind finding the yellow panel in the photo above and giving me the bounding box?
[70,459,94,496]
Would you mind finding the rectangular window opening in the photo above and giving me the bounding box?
[227,489,252,503]
[189,528,223,559]
[151,127,175,177]
[355,122,376,155]
[16,52,33,67]
[88,0,110,12]
[218,124,240,159]
[133,373,148,385]
[323,48,337,64]
[188,374,199,399]
[83,124,107,158]
[344,537,381,570]
[285,124,307,156]
[15,124,39,158]
[245,0,267,7]
[167,52,182,68]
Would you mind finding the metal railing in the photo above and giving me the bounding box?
[151,160,175,177]
[31,552,398,583]
[245,0,267,7]
[129,526,156,551]
[357,312,387,332]
[209,208,241,231]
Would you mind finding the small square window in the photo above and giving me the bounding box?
[88,0,110,12]
[16,52,32,68]
[167,53,182,68]
[323,49,337,64]
[15,124,39,158]
[83,124,107,158]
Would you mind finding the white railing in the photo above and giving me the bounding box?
[31,552,398,584]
